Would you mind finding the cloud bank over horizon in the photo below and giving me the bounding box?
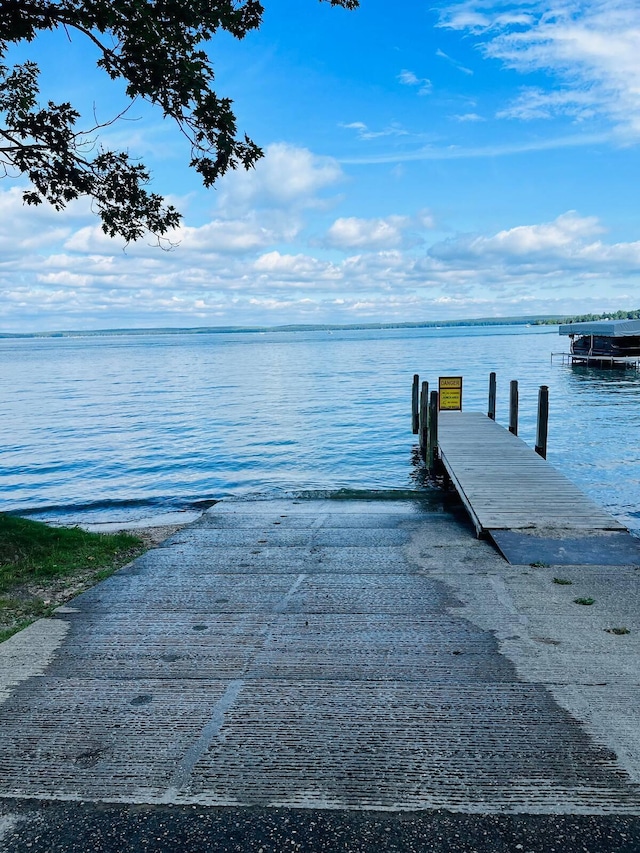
[1,148,637,331]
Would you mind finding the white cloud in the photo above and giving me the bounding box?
[435,48,474,75]
[452,112,486,122]
[64,211,303,258]
[2,172,640,332]
[325,216,411,249]
[340,121,409,141]
[217,142,343,213]
[426,211,640,279]
[431,211,605,260]
[497,87,597,121]
[439,0,640,137]
[36,271,93,287]
[341,121,368,132]
[0,186,92,255]
[441,10,491,33]
[254,251,340,282]
[63,226,124,254]
[398,69,433,96]
[58,143,337,257]
[340,130,611,164]
[417,209,436,230]
[178,216,299,254]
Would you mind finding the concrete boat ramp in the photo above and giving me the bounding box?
[2,497,640,851]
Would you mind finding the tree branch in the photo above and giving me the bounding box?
[0,0,359,242]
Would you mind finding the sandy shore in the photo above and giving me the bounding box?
[124,522,191,549]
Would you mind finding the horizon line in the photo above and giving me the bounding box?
[0,314,568,338]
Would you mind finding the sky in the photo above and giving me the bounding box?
[2,0,640,332]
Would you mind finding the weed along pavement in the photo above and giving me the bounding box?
[2,498,640,851]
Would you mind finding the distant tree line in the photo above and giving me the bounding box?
[534,309,640,326]
[0,315,564,338]
[6,311,640,339]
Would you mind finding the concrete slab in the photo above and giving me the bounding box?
[1,498,640,817]
[406,526,640,790]
[491,530,640,566]
[77,545,441,586]
[168,527,413,547]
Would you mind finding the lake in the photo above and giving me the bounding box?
[1,325,639,531]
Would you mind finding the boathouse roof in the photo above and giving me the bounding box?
[559,319,640,337]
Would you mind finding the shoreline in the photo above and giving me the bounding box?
[111,520,193,549]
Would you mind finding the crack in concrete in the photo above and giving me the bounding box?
[164,569,309,800]
[164,678,244,797]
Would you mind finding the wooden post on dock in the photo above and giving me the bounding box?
[412,374,420,434]
[509,380,519,435]
[427,390,439,472]
[488,372,496,420]
[535,385,549,459]
[419,381,429,459]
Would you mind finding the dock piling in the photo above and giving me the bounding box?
[535,385,549,459]
[427,390,439,472]
[412,374,420,434]
[488,372,496,420]
[419,381,429,459]
[509,380,519,436]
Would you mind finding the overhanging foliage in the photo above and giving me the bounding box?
[0,0,358,242]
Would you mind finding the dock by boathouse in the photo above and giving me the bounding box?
[554,318,640,368]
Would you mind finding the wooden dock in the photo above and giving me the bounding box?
[438,411,625,536]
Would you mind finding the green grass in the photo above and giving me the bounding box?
[553,577,573,585]
[573,597,595,606]
[0,598,53,643]
[0,514,145,641]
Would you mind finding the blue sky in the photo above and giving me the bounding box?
[2,0,640,331]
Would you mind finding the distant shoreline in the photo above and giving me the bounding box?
[3,308,639,339]
[0,316,561,340]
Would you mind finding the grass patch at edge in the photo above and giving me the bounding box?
[0,513,146,641]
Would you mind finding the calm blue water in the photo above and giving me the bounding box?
[1,325,639,530]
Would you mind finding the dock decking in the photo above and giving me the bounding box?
[438,411,625,536]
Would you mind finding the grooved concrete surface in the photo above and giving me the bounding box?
[1,499,640,818]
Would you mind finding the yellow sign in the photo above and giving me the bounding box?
[439,376,463,410]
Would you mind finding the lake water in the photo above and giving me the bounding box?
[1,325,639,531]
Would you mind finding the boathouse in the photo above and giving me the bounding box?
[558,318,640,367]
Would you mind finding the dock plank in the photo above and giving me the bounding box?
[438,411,624,536]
